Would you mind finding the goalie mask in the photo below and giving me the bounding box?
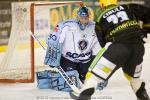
[77,6,90,30]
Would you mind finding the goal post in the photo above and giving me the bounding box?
[0,1,84,83]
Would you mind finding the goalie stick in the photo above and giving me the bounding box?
[29,32,46,50]
[29,31,80,93]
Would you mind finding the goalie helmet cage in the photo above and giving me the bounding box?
[0,1,84,83]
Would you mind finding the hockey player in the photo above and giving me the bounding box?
[70,0,150,100]
[37,6,107,92]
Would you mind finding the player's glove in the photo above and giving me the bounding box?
[97,80,108,90]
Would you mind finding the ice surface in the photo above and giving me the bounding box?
[0,43,150,100]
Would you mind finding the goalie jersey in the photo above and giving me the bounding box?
[59,19,101,62]
[44,19,101,66]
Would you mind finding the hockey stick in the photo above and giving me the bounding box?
[56,65,80,92]
[29,31,80,93]
[29,32,46,50]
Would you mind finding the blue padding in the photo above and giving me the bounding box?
[36,70,80,92]
[97,80,108,90]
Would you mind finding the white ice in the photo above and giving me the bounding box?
[0,43,150,100]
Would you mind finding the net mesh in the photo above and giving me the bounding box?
[0,1,83,82]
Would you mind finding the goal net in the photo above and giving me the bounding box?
[0,1,83,83]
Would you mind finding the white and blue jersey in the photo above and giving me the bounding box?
[58,19,101,63]
[44,19,102,81]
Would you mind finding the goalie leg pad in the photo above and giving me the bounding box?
[36,70,51,89]
[36,70,81,92]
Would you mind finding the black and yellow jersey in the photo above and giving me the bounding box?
[95,4,150,46]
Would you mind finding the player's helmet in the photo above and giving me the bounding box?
[77,6,90,30]
[77,6,89,17]
[99,0,117,8]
